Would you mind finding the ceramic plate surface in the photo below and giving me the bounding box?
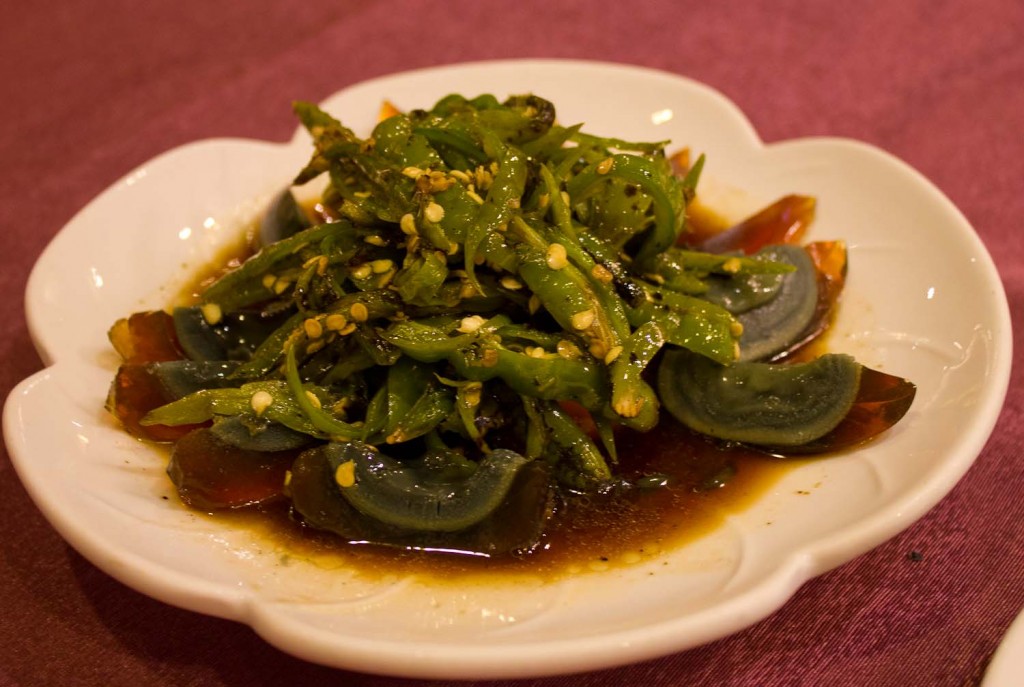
[3,60,1012,679]
[983,607,1024,687]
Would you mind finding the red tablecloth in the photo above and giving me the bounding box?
[2,2,1022,685]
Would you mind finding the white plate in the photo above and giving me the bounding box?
[983,607,1024,686]
[3,60,1012,679]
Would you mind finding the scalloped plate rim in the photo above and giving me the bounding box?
[4,59,1013,679]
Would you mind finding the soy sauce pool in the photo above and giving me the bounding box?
[206,418,801,581]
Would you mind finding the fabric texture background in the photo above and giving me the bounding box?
[1,1,1021,685]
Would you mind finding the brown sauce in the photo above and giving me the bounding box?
[205,422,799,582]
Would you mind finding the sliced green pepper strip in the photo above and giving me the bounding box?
[565,154,679,267]
[541,402,612,484]
[538,163,577,243]
[569,130,669,154]
[448,343,607,410]
[229,311,305,379]
[519,396,547,461]
[202,222,349,310]
[142,380,323,438]
[607,320,665,431]
[382,358,455,444]
[436,376,485,444]
[519,123,582,159]
[511,216,622,360]
[412,126,488,167]
[628,287,738,364]
[679,153,705,206]
[381,315,510,363]
[284,345,364,439]
[393,249,449,305]
[463,130,526,293]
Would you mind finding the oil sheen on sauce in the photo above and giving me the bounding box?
[204,425,801,582]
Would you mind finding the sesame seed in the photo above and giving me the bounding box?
[200,303,222,325]
[466,189,485,205]
[273,279,291,294]
[538,193,550,209]
[370,259,393,274]
[546,243,568,270]
[457,315,486,333]
[475,167,494,189]
[332,397,351,415]
[604,345,624,364]
[527,346,547,359]
[401,166,423,179]
[463,383,482,407]
[591,264,613,283]
[722,257,742,274]
[363,235,386,247]
[283,470,292,487]
[614,394,643,418]
[730,320,745,337]
[571,309,596,330]
[499,275,523,290]
[306,339,325,354]
[589,341,608,359]
[449,169,471,183]
[424,202,445,223]
[250,390,274,416]
[399,213,418,236]
[339,323,357,336]
[334,461,356,488]
[305,390,322,409]
[556,339,581,359]
[560,190,571,207]
[528,294,541,314]
[350,264,372,280]
[645,273,666,285]
[596,157,614,175]
[481,348,499,367]
[262,274,277,289]
[303,318,323,339]
[325,313,348,331]
[349,302,369,322]
[353,191,371,199]
[428,171,451,192]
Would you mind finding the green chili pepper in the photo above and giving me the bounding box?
[109,92,893,554]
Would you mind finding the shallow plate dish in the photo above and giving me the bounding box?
[3,60,1012,679]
